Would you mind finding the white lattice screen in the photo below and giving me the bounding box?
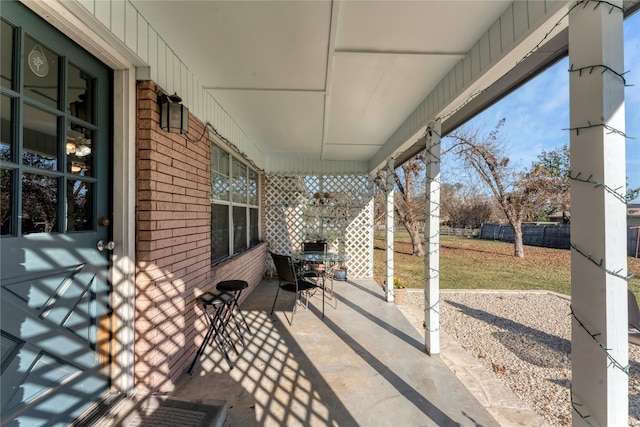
[265,174,374,278]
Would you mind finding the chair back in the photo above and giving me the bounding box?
[303,241,327,253]
[271,252,297,283]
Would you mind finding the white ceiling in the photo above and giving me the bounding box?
[130,1,512,162]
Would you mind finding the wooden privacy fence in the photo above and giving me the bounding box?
[480,223,640,258]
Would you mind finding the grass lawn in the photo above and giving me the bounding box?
[373,232,640,296]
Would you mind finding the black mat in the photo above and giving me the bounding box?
[123,399,225,427]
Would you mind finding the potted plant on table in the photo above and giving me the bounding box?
[393,277,406,305]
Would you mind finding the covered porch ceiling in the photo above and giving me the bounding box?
[130,0,639,173]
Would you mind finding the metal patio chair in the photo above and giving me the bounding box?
[270,252,324,325]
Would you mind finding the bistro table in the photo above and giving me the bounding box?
[291,251,350,301]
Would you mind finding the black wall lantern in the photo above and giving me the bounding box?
[159,92,189,134]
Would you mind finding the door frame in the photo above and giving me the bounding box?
[22,0,139,394]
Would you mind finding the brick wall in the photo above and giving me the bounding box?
[135,81,268,391]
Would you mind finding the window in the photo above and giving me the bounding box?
[210,143,260,263]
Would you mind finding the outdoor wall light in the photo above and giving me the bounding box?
[159,92,189,134]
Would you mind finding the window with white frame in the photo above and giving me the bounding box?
[210,143,260,264]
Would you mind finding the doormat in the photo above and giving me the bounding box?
[122,399,226,427]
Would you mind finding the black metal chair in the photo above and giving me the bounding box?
[302,241,327,253]
[270,252,324,325]
[302,241,336,300]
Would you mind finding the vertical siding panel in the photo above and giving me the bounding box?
[470,44,480,78]
[94,0,110,27]
[164,49,172,93]
[437,82,445,109]
[501,4,515,51]
[462,55,472,87]
[196,77,202,119]
[157,41,166,92]
[205,95,211,130]
[213,96,219,131]
[441,74,449,101]
[148,28,159,84]
[447,71,455,102]
[77,0,94,14]
[187,73,193,117]
[527,1,546,27]
[137,16,148,64]
[181,63,188,104]
[193,77,199,119]
[168,52,176,94]
[513,1,529,37]
[479,32,491,70]
[489,20,502,60]
[545,0,566,15]
[215,97,221,133]
[171,53,179,94]
[222,110,228,139]
[125,1,137,52]
[455,61,464,92]
[111,1,125,42]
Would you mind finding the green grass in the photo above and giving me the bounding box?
[373,234,640,296]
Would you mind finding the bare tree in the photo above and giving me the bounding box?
[445,119,556,258]
[441,183,493,228]
[374,152,425,256]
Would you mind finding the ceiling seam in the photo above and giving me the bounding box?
[321,0,340,160]
[203,87,326,93]
[334,49,467,56]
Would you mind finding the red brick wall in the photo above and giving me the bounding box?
[135,81,268,391]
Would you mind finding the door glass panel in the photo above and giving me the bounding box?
[67,180,93,232]
[23,104,58,170]
[24,36,59,109]
[1,169,13,235]
[1,95,12,161]
[1,20,14,89]
[67,64,94,123]
[66,122,93,176]
[22,172,58,234]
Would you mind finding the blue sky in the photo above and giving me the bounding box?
[450,12,639,203]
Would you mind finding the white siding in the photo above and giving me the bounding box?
[73,0,266,170]
[368,0,568,172]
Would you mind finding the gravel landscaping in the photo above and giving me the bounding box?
[404,290,640,427]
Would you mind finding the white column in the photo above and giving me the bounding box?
[424,121,441,355]
[111,68,137,393]
[569,2,628,426]
[386,158,395,302]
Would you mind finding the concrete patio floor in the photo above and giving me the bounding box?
[107,278,547,427]
[164,277,548,427]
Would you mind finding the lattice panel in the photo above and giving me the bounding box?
[265,174,374,278]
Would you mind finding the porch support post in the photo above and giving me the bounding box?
[569,3,628,425]
[385,158,395,302]
[424,121,441,355]
[111,68,137,393]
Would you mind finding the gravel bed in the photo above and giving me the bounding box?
[403,290,640,426]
